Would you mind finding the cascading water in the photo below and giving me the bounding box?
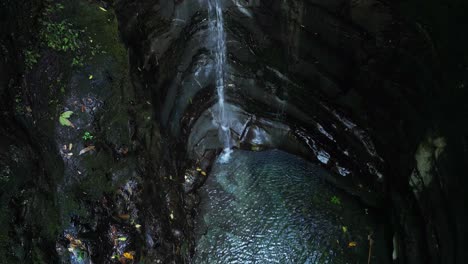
[208,0,232,162]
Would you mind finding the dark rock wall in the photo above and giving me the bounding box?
[1,0,64,262]
[399,0,468,263]
[114,0,467,263]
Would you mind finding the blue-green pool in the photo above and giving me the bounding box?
[194,149,391,263]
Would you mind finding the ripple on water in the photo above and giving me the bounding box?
[194,150,391,264]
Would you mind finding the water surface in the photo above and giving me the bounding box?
[195,150,390,263]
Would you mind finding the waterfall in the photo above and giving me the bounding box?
[208,0,232,162]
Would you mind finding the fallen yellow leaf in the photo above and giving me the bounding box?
[348,241,357,248]
[123,252,134,260]
[201,171,207,176]
[118,214,130,220]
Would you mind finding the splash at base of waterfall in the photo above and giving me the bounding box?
[218,147,233,163]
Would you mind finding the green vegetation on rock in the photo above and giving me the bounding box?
[24,49,40,69]
[331,195,341,205]
[24,0,104,69]
[82,131,94,141]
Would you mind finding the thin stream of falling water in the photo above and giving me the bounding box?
[208,0,232,162]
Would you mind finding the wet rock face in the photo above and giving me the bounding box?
[114,0,455,263]
[115,0,388,184]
